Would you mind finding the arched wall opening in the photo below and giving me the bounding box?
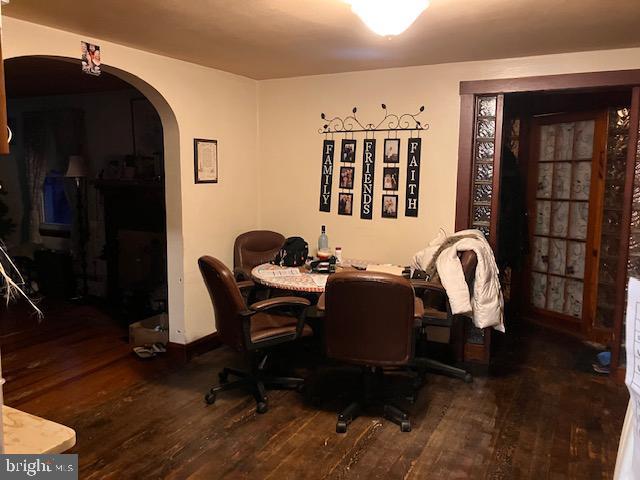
[2,54,184,341]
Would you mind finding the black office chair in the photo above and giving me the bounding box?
[198,256,312,413]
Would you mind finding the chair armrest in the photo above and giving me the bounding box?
[410,279,445,294]
[236,279,255,291]
[249,296,311,313]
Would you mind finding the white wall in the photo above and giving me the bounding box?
[2,17,260,343]
[257,47,640,266]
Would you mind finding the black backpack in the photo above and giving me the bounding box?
[273,237,308,267]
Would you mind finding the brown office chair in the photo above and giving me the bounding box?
[411,250,477,383]
[198,256,313,413]
[324,271,423,433]
[233,230,286,281]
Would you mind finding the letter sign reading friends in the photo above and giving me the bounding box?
[319,139,335,212]
[405,137,422,217]
[360,138,377,220]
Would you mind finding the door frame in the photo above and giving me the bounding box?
[456,69,640,378]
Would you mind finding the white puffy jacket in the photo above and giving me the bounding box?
[411,229,505,332]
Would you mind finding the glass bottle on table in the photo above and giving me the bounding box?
[318,225,329,255]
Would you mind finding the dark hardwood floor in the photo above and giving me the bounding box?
[0,300,629,479]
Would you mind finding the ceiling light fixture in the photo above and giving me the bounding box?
[345,0,430,37]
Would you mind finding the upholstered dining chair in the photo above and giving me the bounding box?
[198,255,312,413]
[233,230,286,281]
[411,250,477,383]
[323,270,423,433]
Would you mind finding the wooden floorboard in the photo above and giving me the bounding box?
[0,300,629,479]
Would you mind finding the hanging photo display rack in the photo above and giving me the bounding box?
[318,105,427,219]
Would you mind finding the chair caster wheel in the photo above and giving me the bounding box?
[295,383,306,393]
[218,371,229,383]
[204,392,217,405]
[400,420,411,432]
[256,401,268,414]
[336,421,347,434]
[464,373,473,384]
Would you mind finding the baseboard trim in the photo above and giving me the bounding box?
[167,332,221,363]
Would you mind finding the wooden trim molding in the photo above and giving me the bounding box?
[167,332,222,363]
[460,69,640,95]
[455,94,475,231]
[610,86,640,373]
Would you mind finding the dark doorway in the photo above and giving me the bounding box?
[0,56,168,323]
[498,89,633,346]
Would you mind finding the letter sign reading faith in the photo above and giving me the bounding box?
[319,139,335,212]
[360,138,377,220]
[405,137,422,217]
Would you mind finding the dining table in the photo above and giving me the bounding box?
[250,259,405,294]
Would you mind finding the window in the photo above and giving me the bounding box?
[42,173,72,226]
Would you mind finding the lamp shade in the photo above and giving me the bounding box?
[65,155,88,178]
[346,0,429,36]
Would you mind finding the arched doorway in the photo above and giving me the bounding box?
[0,55,179,336]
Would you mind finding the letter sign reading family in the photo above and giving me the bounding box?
[319,139,335,212]
[360,139,377,220]
[405,137,422,217]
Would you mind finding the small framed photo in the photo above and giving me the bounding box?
[382,194,398,218]
[338,193,353,216]
[341,139,356,163]
[339,166,355,189]
[194,138,218,183]
[383,167,399,191]
[384,138,400,163]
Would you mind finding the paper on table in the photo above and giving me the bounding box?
[619,276,640,479]
[309,274,328,288]
[365,264,404,276]
[261,268,302,278]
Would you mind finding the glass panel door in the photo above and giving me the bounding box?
[528,113,606,331]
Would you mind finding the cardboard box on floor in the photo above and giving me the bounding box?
[129,313,169,347]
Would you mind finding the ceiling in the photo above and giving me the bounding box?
[4,57,133,98]
[5,0,640,80]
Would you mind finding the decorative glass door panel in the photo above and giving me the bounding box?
[528,113,606,330]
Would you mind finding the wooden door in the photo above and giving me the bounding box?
[526,111,607,336]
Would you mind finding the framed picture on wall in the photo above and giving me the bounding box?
[382,194,398,218]
[383,138,400,163]
[194,138,218,183]
[383,167,399,191]
[341,139,356,163]
[339,166,355,189]
[338,193,353,216]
